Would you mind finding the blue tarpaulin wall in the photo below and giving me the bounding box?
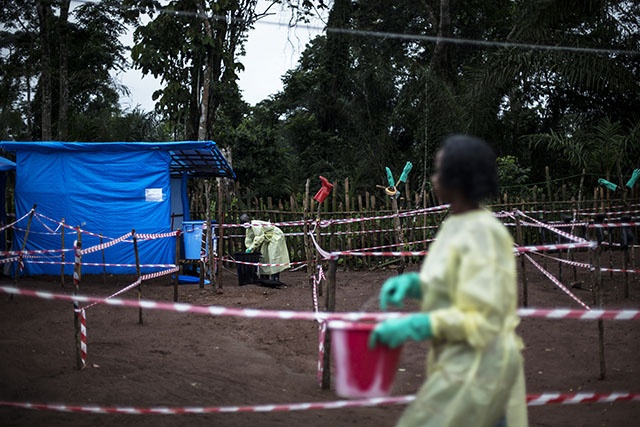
[0,141,234,275]
[0,156,16,251]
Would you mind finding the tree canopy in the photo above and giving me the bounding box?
[1,0,638,199]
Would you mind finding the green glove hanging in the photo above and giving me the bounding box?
[379,272,422,311]
[398,161,413,184]
[626,169,640,189]
[385,167,396,187]
[598,178,618,192]
[368,313,433,349]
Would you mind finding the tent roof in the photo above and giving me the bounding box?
[0,156,16,171]
[0,141,236,179]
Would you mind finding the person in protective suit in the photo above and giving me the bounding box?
[240,214,291,281]
[369,135,528,427]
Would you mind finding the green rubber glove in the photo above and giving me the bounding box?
[598,178,617,192]
[245,248,252,253]
[626,169,640,189]
[368,313,432,349]
[398,161,413,183]
[385,167,395,187]
[379,272,422,311]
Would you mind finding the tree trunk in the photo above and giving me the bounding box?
[58,0,71,141]
[432,0,453,82]
[37,0,53,141]
[197,0,213,141]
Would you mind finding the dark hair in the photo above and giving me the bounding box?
[438,134,498,203]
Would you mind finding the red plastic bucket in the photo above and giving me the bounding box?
[329,320,403,398]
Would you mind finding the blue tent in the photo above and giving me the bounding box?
[0,141,235,275]
[0,156,16,250]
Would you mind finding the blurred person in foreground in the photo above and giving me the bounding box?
[369,135,528,427]
[240,214,290,282]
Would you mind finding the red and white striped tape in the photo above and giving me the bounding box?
[73,241,81,285]
[531,252,592,270]
[81,232,132,255]
[588,222,640,228]
[140,266,179,281]
[0,392,638,415]
[78,309,87,368]
[80,267,177,312]
[136,231,180,240]
[532,252,640,275]
[515,241,596,253]
[80,278,143,311]
[600,266,640,274]
[3,286,639,321]
[0,248,71,256]
[332,250,428,258]
[221,257,304,268]
[18,259,177,269]
[524,254,590,310]
[223,204,451,230]
[0,210,34,233]
[515,210,589,244]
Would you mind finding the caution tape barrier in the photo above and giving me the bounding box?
[0,392,638,415]
[2,286,639,321]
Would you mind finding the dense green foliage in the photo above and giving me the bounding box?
[1,1,638,199]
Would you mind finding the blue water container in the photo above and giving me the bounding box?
[182,221,216,260]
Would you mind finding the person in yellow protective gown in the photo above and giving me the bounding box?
[370,135,528,427]
[240,214,291,281]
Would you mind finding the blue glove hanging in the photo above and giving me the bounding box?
[369,313,433,349]
[379,272,422,311]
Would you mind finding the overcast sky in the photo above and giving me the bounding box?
[116,2,325,112]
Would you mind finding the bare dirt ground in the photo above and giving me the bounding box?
[1,249,639,427]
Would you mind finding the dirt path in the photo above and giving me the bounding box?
[1,251,639,426]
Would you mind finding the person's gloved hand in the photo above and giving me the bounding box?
[368,313,433,349]
[379,272,422,311]
[245,248,253,253]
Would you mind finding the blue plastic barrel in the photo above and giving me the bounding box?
[182,221,216,260]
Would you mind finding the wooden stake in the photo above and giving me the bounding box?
[73,227,83,370]
[132,229,143,325]
[100,234,106,286]
[321,257,337,390]
[174,228,181,302]
[216,178,225,292]
[515,214,528,308]
[303,179,315,306]
[623,245,630,299]
[60,218,65,288]
[391,196,406,275]
[13,205,36,288]
[590,244,606,380]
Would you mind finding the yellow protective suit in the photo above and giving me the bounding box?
[244,220,291,276]
[397,209,528,427]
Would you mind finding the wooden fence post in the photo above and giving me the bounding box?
[132,229,143,325]
[60,218,65,287]
[321,257,337,390]
[515,213,528,308]
[174,228,181,302]
[73,228,84,370]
